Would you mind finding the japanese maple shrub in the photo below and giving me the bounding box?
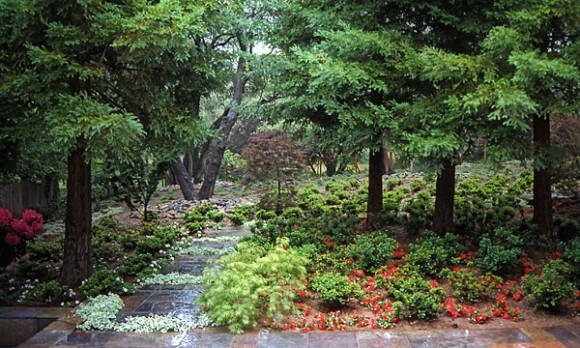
[197,238,307,334]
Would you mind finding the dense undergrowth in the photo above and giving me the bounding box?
[0,167,578,334]
[198,169,579,333]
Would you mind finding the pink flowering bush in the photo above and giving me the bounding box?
[0,208,44,265]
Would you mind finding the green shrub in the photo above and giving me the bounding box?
[409,179,427,192]
[25,280,69,305]
[27,241,62,262]
[385,269,445,320]
[441,267,502,303]
[197,238,307,334]
[522,260,575,309]
[120,253,154,276]
[310,271,363,305]
[405,232,460,277]
[562,237,580,287]
[385,178,403,191]
[80,269,135,298]
[476,227,523,275]
[345,231,397,273]
[555,218,580,242]
[402,191,434,232]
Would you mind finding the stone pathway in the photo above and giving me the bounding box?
[16,225,580,348]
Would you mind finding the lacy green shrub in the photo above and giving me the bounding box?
[405,232,460,278]
[522,260,575,309]
[345,231,398,273]
[80,269,135,298]
[385,268,445,320]
[476,227,523,275]
[310,271,364,305]
[197,238,307,334]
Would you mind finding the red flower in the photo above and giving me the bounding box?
[22,209,43,226]
[4,231,21,246]
[0,208,13,226]
[513,290,522,301]
[11,219,34,239]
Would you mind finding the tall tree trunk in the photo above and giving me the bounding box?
[199,50,247,199]
[433,158,455,234]
[171,161,195,200]
[533,114,553,250]
[61,144,92,287]
[366,147,385,229]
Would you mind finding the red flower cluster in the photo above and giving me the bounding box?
[0,208,43,247]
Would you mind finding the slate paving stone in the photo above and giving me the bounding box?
[256,331,308,348]
[478,328,530,345]
[57,331,115,346]
[308,332,358,348]
[231,332,259,348]
[177,332,233,348]
[357,331,411,348]
[544,327,580,348]
[23,329,70,345]
[430,330,487,348]
[105,332,186,347]
[406,331,437,348]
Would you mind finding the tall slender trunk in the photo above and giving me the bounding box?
[433,158,455,234]
[61,144,92,287]
[366,147,385,229]
[533,114,553,250]
[199,49,247,199]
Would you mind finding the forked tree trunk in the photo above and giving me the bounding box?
[433,158,455,234]
[171,161,195,200]
[61,144,92,287]
[199,51,247,199]
[533,114,554,250]
[366,147,385,229]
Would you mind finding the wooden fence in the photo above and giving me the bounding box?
[0,179,58,216]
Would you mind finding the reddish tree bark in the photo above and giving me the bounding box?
[433,158,456,234]
[61,144,92,287]
[533,114,554,250]
[366,147,385,229]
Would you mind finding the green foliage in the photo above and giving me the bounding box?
[220,150,246,182]
[442,267,502,303]
[310,271,363,305]
[345,231,398,273]
[76,294,124,331]
[120,254,154,276]
[522,260,576,309]
[385,178,403,191]
[80,269,134,298]
[27,240,62,263]
[402,191,434,232]
[24,280,69,305]
[405,232,461,278]
[385,268,445,320]
[476,227,523,275]
[197,238,307,334]
[561,237,580,288]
